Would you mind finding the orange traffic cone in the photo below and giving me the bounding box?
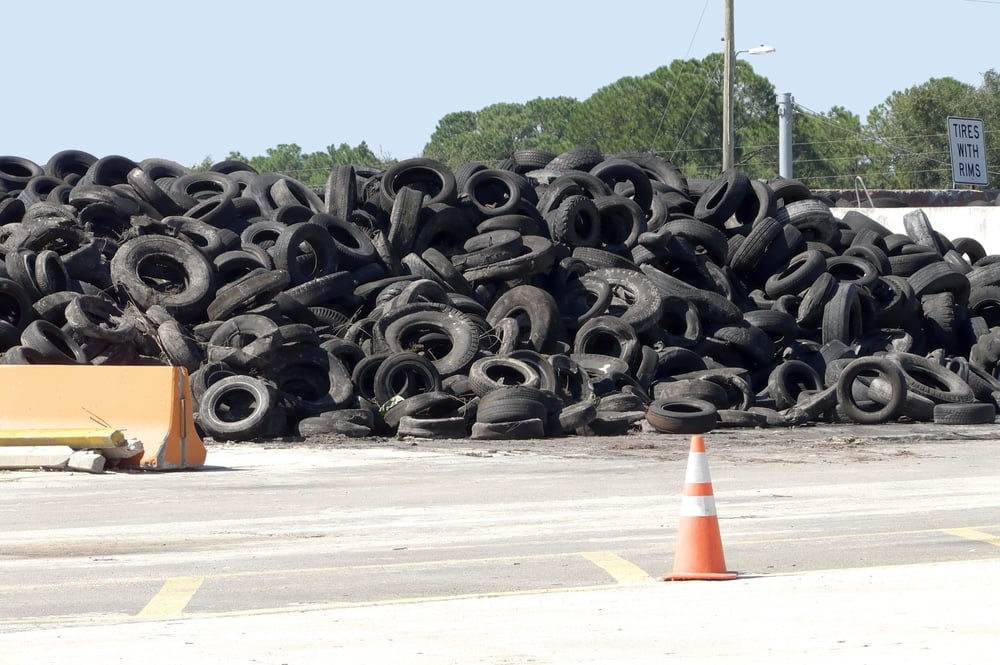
[664,434,737,581]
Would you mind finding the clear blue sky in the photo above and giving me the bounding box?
[5,0,997,167]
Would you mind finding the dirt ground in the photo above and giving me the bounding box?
[224,420,1000,467]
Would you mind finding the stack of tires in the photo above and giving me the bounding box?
[0,148,997,442]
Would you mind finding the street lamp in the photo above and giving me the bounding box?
[722,1,775,170]
[739,45,775,56]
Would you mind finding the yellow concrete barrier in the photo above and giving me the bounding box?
[0,427,125,448]
[0,365,206,470]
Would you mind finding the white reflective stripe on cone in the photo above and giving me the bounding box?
[680,494,717,517]
[684,452,712,484]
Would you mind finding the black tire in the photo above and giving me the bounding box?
[44,150,97,183]
[766,359,823,410]
[826,255,879,289]
[486,284,563,354]
[468,356,542,397]
[641,264,743,325]
[377,303,481,377]
[588,158,654,212]
[572,315,640,369]
[382,391,464,429]
[64,295,136,343]
[611,151,688,193]
[266,346,355,415]
[821,282,863,346]
[5,249,43,300]
[0,277,37,331]
[693,169,751,226]
[932,402,996,424]
[470,417,546,440]
[902,209,946,255]
[728,217,782,277]
[421,247,475,297]
[645,397,717,434]
[547,148,605,172]
[197,375,277,441]
[512,149,557,172]
[310,212,378,270]
[379,157,456,211]
[663,218,729,268]
[590,267,664,333]
[283,271,356,308]
[560,274,612,331]
[32,249,70,296]
[324,165,357,218]
[767,177,812,206]
[19,319,87,364]
[296,415,371,438]
[716,409,768,428]
[110,235,217,322]
[270,222,340,286]
[953,237,988,265]
[835,357,907,424]
[775,199,837,244]
[241,219,288,250]
[545,195,601,248]
[372,351,441,405]
[396,415,467,439]
[908,260,970,304]
[653,378,729,409]
[451,229,524,270]
[213,249,272,286]
[552,400,598,434]
[593,194,646,253]
[157,319,204,373]
[870,275,919,329]
[189,362,237,404]
[475,385,550,424]
[887,351,975,404]
[206,269,291,321]
[460,168,529,217]
[764,249,826,299]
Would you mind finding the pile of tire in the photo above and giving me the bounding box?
[0,148,997,442]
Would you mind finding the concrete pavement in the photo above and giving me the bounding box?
[3,428,1000,664]
[2,558,997,664]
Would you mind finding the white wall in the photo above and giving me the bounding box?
[835,207,1000,256]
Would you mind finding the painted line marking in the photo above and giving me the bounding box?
[943,528,1000,548]
[6,523,1000,593]
[581,551,654,584]
[136,576,203,618]
[6,558,1000,628]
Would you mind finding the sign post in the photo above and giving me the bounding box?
[947,116,988,186]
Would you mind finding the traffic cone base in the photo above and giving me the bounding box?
[663,434,737,581]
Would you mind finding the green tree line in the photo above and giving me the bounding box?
[204,55,1000,191]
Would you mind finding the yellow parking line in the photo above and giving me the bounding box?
[137,577,203,618]
[943,528,1000,547]
[581,552,654,584]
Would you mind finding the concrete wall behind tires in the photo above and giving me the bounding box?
[834,207,1000,255]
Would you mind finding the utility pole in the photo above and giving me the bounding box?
[722,0,735,171]
[777,92,794,178]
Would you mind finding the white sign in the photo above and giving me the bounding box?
[947,116,988,186]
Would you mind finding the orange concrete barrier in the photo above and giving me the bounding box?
[0,365,205,470]
[664,434,736,581]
